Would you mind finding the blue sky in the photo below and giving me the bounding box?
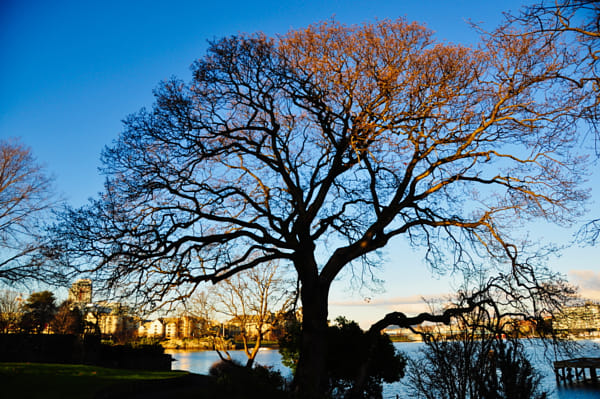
[1,0,598,326]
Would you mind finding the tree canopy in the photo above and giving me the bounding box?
[53,18,592,396]
[20,290,57,333]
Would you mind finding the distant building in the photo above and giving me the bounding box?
[553,303,600,337]
[142,319,165,338]
[179,315,208,338]
[382,325,423,341]
[137,316,207,339]
[68,279,92,308]
[84,301,138,337]
[164,318,179,339]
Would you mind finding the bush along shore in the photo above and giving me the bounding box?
[0,334,172,371]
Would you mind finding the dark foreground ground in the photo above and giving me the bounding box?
[0,362,219,399]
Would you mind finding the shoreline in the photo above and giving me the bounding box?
[161,338,280,351]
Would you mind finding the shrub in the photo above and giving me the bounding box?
[278,316,406,398]
[209,359,288,399]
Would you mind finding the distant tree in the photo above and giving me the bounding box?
[52,18,591,396]
[20,290,57,333]
[111,320,136,344]
[50,300,83,335]
[211,262,293,367]
[185,289,216,336]
[0,289,23,333]
[82,304,102,336]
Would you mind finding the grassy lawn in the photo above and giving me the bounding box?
[0,362,191,399]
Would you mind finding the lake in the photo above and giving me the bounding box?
[167,340,600,398]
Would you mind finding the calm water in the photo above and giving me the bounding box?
[167,341,600,399]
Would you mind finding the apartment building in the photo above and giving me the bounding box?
[553,303,600,336]
[138,315,207,339]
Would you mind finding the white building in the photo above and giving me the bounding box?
[140,319,165,337]
[137,316,207,339]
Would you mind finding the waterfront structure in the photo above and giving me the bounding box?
[554,357,600,384]
[382,326,423,341]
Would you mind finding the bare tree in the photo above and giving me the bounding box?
[50,300,84,335]
[405,306,549,399]
[0,289,23,333]
[506,1,600,245]
[211,262,292,367]
[185,289,215,335]
[52,18,591,396]
[511,1,599,68]
[0,139,58,285]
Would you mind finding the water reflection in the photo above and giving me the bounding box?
[166,348,290,377]
[555,384,600,399]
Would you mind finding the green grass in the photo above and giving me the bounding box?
[0,362,189,399]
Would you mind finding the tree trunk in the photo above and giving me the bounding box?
[246,354,255,368]
[348,330,378,399]
[244,332,262,368]
[293,279,330,398]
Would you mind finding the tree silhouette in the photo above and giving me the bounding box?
[280,316,405,398]
[53,19,591,396]
[20,291,57,333]
[405,306,548,399]
[506,1,600,245]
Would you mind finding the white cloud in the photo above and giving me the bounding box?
[330,293,448,308]
[569,270,600,301]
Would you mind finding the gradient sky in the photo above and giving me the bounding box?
[1,0,598,327]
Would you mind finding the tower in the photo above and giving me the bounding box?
[68,279,92,308]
